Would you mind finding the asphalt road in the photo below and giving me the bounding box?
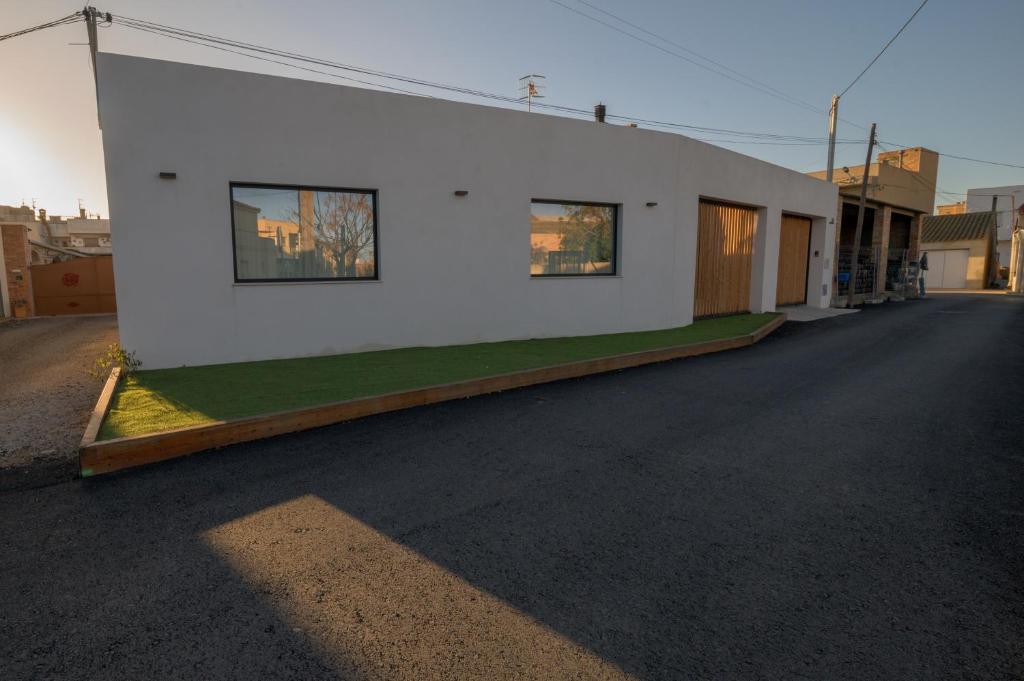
[2,294,1022,680]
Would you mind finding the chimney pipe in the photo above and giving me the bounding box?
[594,103,606,123]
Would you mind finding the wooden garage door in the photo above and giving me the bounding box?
[776,215,811,306]
[31,256,116,316]
[694,200,756,318]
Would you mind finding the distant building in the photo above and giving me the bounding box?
[0,204,112,265]
[936,201,966,215]
[920,211,997,290]
[965,185,1023,271]
[808,147,938,303]
[33,208,112,259]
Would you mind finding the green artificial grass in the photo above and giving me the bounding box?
[99,313,778,440]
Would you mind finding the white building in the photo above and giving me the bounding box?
[98,54,838,370]
[966,185,1023,271]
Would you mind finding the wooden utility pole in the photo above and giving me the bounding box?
[846,122,876,308]
[825,94,839,183]
[990,194,1000,287]
[84,6,100,127]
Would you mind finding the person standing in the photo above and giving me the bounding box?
[919,251,929,297]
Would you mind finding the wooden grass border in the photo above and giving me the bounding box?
[79,366,121,451]
[80,314,785,477]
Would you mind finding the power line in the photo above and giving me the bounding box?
[109,20,435,99]
[0,13,82,43]
[567,0,824,114]
[876,138,1024,170]
[106,12,861,146]
[16,9,1022,169]
[113,10,1024,168]
[927,153,1024,171]
[546,0,824,116]
[838,0,930,97]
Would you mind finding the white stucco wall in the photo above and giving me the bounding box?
[966,186,1022,268]
[98,54,837,369]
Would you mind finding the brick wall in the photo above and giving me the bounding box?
[1,224,34,317]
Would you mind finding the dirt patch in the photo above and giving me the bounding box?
[0,315,118,491]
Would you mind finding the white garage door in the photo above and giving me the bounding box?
[924,249,969,289]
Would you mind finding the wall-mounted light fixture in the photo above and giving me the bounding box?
[159,172,177,180]
[453,190,469,197]
[646,202,658,207]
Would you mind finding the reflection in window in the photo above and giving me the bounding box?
[231,184,377,281]
[530,200,616,276]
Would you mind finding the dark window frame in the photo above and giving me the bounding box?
[229,181,380,283]
[529,198,619,278]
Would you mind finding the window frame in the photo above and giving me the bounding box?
[529,198,619,278]
[229,181,381,284]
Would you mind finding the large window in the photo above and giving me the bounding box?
[230,183,378,282]
[530,200,617,276]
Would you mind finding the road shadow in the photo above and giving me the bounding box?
[4,295,1023,679]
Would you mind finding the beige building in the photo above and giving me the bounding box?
[808,147,938,303]
[920,212,996,290]
[936,201,966,215]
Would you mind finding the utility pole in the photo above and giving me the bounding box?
[1012,210,1024,294]
[846,122,876,309]
[991,194,1000,287]
[84,6,100,127]
[1010,192,1022,293]
[825,94,839,183]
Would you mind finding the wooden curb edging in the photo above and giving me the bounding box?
[80,314,785,477]
[79,366,121,452]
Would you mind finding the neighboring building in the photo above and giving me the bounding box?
[0,204,112,265]
[936,201,966,215]
[98,54,838,369]
[965,185,1023,272]
[0,223,34,318]
[920,212,997,290]
[808,147,938,303]
[33,208,112,258]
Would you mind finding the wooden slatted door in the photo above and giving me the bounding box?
[775,215,812,306]
[694,200,757,318]
[31,255,117,316]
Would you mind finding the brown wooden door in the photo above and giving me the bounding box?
[694,200,756,318]
[31,256,116,316]
[776,215,811,306]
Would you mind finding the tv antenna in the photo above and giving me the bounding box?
[518,74,546,112]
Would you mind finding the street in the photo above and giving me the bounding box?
[1,293,1022,680]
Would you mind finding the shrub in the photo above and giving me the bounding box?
[89,343,142,381]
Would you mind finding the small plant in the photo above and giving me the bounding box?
[89,343,142,381]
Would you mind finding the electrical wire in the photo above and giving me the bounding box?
[0,13,82,43]
[574,0,825,115]
[839,0,930,97]
[547,0,824,116]
[107,12,860,146]
[21,8,1016,168]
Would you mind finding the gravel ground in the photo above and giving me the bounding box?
[0,315,119,491]
[1,294,1022,680]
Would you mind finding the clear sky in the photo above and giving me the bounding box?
[2,0,1022,218]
